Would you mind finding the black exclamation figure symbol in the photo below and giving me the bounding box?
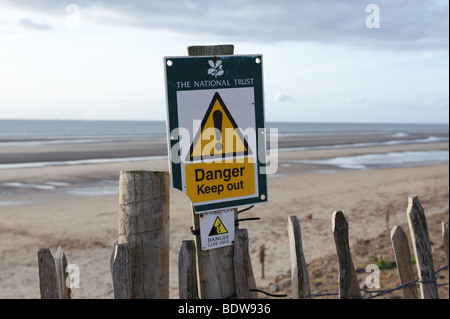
[213,110,223,153]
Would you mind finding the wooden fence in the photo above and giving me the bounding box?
[37,169,449,299]
[285,194,448,299]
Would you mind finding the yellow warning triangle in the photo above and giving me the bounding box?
[208,217,228,236]
[189,92,251,161]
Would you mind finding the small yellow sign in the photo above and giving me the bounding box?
[185,159,255,203]
[209,217,228,236]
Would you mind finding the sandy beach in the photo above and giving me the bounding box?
[0,135,448,299]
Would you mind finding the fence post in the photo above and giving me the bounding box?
[178,240,198,299]
[187,44,234,56]
[118,170,170,298]
[38,246,71,299]
[54,246,71,299]
[233,229,258,299]
[38,248,59,299]
[390,226,419,299]
[259,244,265,279]
[187,44,239,299]
[287,216,310,299]
[332,211,361,299]
[443,222,449,265]
[406,195,438,299]
[111,242,132,299]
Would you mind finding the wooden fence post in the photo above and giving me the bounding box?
[54,246,71,299]
[233,229,258,299]
[390,226,419,299]
[187,44,239,299]
[111,243,132,299]
[406,195,438,299]
[38,246,71,299]
[287,216,310,299]
[332,211,361,299]
[38,248,59,299]
[443,222,449,265]
[191,207,238,298]
[187,44,234,56]
[118,170,170,299]
[178,240,198,299]
[259,244,265,279]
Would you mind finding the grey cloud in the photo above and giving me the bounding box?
[1,0,448,50]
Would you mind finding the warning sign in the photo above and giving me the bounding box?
[164,55,268,213]
[209,216,228,236]
[199,209,235,250]
[185,160,255,203]
[189,92,251,161]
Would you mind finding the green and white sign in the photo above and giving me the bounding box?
[164,55,267,213]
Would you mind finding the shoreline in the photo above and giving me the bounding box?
[0,130,447,165]
[0,141,448,209]
[0,140,447,183]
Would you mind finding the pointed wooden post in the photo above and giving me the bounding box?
[406,195,438,299]
[332,211,361,299]
[390,226,419,299]
[54,246,71,299]
[38,247,71,299]
[287,216,310,299]
[38,248,59,299]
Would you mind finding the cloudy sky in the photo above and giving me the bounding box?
[0,0,448,123]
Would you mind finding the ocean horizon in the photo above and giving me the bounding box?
[0,119,448,170]
[0,118,448,140]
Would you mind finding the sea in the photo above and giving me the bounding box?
[0,119,448,206]
[0,119,448,169]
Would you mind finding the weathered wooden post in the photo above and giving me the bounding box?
[178,240,198,299]
[331,211,361,299]
[111,242,132,299]
[233,228,258,299]
[168,44,265,299]
[259,244,265,279]
[186,44,240,299]
[190,207,238,298]
[54,246,71,299]
[406,195,438,299]
[38,248,59,299]
[443,222,449,265]
[118,170,170,299]
[390,225,419,299]
[287,216,310,299]
[37,246,71,299]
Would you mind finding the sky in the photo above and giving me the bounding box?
[0,0,448,124]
